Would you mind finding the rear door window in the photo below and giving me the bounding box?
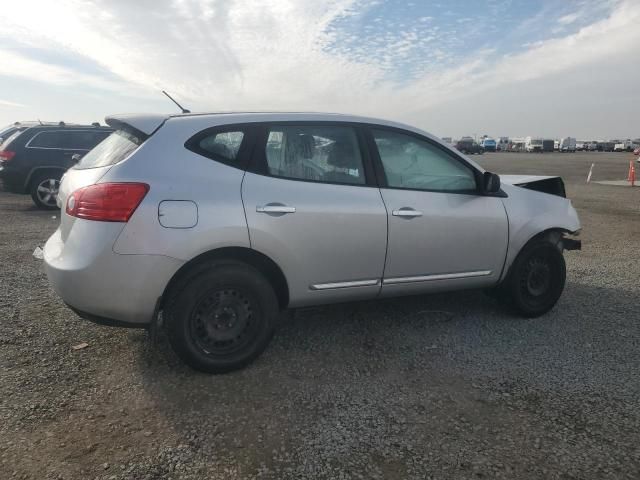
[74,130,143,169]
[263,125,366,185]
[28,131,63,148]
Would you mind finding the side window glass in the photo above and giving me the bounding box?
[29,131,62,148]
[198,131,244,161]
[265,125,365,185]
[373,129,476,192]
[65,131,99,150]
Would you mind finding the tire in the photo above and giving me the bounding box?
[30,171,62,210]
[165,261,278,373]
[505,240,566,317]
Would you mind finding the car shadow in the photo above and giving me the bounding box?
[123,281,640,475]
[133,279,639,404]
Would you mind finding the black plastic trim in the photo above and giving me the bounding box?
[67,304,148,329]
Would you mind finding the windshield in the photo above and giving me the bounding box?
[74,130,143,169]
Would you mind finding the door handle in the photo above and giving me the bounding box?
[256,205,296,214]
[392,207,423,218]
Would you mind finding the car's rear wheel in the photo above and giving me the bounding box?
[30,172,62,210]
[506,240,566,317]
[165,261,278,373]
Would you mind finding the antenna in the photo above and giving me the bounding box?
[162,90,190,114]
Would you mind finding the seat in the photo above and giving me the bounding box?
[323,139,363,184]
[283,133,318,180]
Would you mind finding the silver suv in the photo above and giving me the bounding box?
[44,112,581,373]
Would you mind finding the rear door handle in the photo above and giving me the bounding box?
[392,207,423,218]
[256,204,296,214]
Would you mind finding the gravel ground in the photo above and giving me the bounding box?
[1,152,639,479]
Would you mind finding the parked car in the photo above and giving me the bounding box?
[0,121,72,144]
[0,122,112,208]
[559,137,576,152]
[455,137,484,154]
[43,112,581,373]
[633,146,640,155]
[480,137,497,152]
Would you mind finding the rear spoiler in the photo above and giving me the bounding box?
[105,114,169,138]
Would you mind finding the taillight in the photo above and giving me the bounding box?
[0,150,15,161]
[66,183,149,222]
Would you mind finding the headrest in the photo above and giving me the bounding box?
[285,133,315,163]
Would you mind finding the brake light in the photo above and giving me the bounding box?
[0,150,15,161]
[66,183,149,222]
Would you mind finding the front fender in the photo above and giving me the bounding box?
[500,183,580,281]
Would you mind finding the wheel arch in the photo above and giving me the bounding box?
[160,247,290,311]
[499,227,575,283]
[24,166,66,192]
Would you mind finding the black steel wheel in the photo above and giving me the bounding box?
[507,240,566,317]
[166,261,278,373]
[190,288,258,357]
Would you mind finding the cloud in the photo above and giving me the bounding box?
[0,98,26,108]
[558,12,580,25]
[0,0,638,137]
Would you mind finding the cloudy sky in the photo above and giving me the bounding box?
[1,0,639,139]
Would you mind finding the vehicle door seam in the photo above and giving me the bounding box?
[377,187,390,297]
[240,170,252,248]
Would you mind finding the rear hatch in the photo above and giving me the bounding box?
[57,126,152,240]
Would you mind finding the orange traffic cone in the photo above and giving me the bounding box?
[629,160,636,186]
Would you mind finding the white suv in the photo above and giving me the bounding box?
[44,112,581,373]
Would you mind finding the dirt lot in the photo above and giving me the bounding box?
[1,152,639,479]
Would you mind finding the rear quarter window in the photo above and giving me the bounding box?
[74,130,143,170]
[185,127,250,168]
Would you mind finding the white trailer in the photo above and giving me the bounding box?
[525,136,543,153]
[614,140,635,152]
[559,137,576,152]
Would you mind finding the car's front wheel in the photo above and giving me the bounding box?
[30,172,62,210]
[506,240,566,317]
[165,261,278,373]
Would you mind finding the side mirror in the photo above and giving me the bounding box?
[483,171,501,194]
[71,153,82,163]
